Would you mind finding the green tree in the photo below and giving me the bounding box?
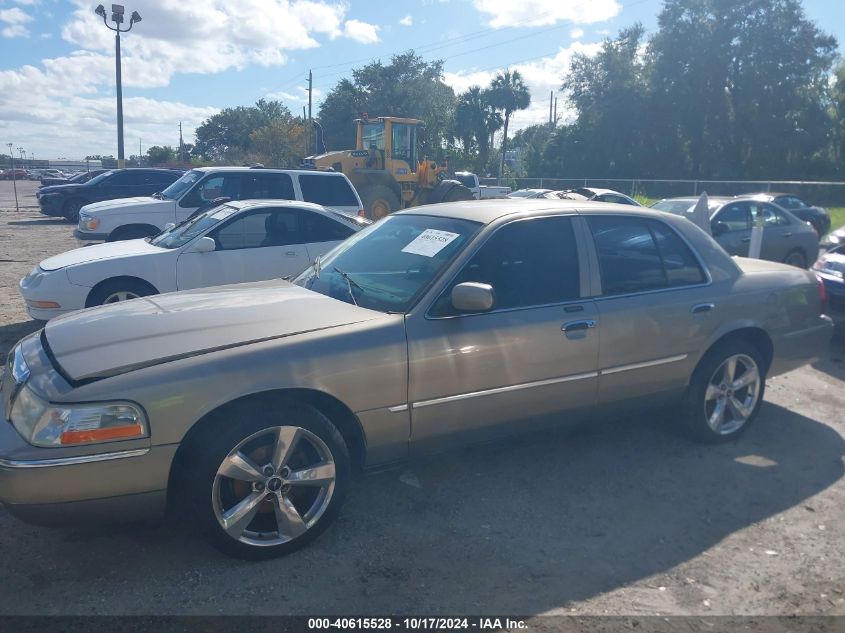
[249,117,305,167]
[487,69,530,180]
[318,51,457,157]
[193,99,296,161]
[452,86,502,172]
[146,145,176,165]
[648,0,837,178]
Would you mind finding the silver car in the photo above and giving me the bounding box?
[0,201,833,559]
[652,196,819,268]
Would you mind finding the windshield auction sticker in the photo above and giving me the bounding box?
[401,229,460,257]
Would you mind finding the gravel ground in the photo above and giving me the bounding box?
[0,180,843,617]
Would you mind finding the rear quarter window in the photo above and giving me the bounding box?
[298,174,359,207]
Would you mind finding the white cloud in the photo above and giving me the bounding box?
[343,19,380,44]
[399,14,413,26]
[0,6,33,37]
[266,86,323,104]
[570,28,584,39]
[472,0,620,29]
[443,41,602,132]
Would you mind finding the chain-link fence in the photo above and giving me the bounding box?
[479,177,845,206]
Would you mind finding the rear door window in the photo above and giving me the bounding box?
[241,173,295,200]
[714,203,752,231]
[301,211,355,243]
[298,174,359,207]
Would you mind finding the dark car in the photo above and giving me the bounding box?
[813,244,845,323]
[37,168,183,222]
[744,193,831,236]
[39,169,109,188]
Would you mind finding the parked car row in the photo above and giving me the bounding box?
[1,199,834,560]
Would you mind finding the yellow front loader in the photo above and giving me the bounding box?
[303,116,474,219]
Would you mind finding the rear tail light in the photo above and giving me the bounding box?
[817,275,828,314]
[358,208,366,218]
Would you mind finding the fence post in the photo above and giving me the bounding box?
[539,178,544,189]
[693,181,698,196]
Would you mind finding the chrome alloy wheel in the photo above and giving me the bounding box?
[704,353,761,435]
[103,290,140,303]
[212,426,336,547]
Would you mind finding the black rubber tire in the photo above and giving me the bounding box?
[782,248,807,269]
[107,226,159,242]
[62,198,87,223]
[85,278,157,307]
[360,183,400,220]
[186,400,351,560]
[678,338,767,444]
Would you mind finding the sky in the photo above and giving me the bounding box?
[0,0,843,160]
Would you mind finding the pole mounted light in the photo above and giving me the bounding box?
[95,4,142,169]
[7,142,19,212]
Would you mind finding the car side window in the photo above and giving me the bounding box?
[301,212,355,243]
[714,203,751,231]
[776,196,805,210]
[430,216,581,316]
[757,203,790,227]
[181,174,242,207]
[298,175,360,207]
[241,173,295,200]
[587,216,666,295]
[106,171,141,186]
[210,209,302,250]
[648,220,707,287]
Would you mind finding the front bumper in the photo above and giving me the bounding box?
[19,269,88,321]
[73,229,108,246]
[38,196,65,217]
[0,336,177,526]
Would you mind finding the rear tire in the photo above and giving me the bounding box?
[360,184,400,221]
[62,198,86,223]
[783,248,807,269]
[86,278,157,307]
[678,339,766,443]
[186,400,350,560]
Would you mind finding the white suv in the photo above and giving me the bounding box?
[75,167,363,244]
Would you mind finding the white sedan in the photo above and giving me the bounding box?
[19,200,368,321]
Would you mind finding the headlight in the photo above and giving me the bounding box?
[78,214,99,231]
[10,385,147,447]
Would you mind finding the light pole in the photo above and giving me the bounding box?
[95,4,142,169]
[7,142,19,212]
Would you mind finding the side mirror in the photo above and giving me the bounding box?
[711,221,729,236]
[163,222,176,232]
[191,236,216,253]
[451,282,494,313]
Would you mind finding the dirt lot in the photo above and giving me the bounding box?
[0,180,843,617]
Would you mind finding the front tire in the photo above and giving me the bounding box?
[86,278,157,307]
[62,198,86,223]
[188,401,350,560]
[783,248,807,269]
[679,339,766,443]
[360,184,400,221]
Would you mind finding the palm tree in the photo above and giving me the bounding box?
[454,87,503,171]
[488,69,531,180]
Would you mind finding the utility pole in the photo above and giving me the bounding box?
[178,121,184,164]
[549,91,553,127]
[7,142,19,212]
[553,97,558,126]
[307,70,313,156]
[139,137,142,165]
[303,106,308,156]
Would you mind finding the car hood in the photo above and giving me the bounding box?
[43,280,384,382]
[38,183,84,195]
[40,239,164,271]
[81,196,172,214]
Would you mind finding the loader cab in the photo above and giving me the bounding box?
[355,117,420,177]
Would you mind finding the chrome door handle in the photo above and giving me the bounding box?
[562,319,597,333]
[285,251,298,257]
[691,302,715,314]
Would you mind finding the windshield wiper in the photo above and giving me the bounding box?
[334,267,363,306]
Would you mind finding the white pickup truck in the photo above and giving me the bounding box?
[454,172,511,199]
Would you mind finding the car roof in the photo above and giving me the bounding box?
[192,166,347,176]
[394,199,679,225]
[225,199,332,213]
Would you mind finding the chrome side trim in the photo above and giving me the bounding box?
[0,448,149,469]
[601,353,688,376]
[412,371,599,409]
[388,404,408,413]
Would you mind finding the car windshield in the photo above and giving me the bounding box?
[150,204,239,249]
[160,169,203,200]
[83,170,114,186]
[293,214,482,313]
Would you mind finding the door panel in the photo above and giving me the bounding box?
[713,202,752,256]
[405,215,598,454]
